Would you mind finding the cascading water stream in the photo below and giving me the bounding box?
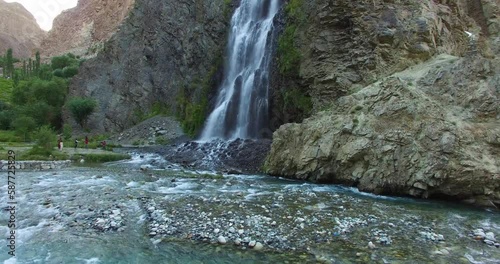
[200,0,281,141]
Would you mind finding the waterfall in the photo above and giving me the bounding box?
[200,0,281,141]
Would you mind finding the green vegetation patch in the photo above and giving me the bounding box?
[67,97,97,128]
[278,0,305,76]
[0,78,14,102]
[76,153,131,163]
[134,102,171,123]
[0,130,22,142]
[282,88,313,116]
[176,66,219,137]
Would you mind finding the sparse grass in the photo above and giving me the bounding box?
[73,153,131,163]
[134,102,171,123]
[155,137,170,145]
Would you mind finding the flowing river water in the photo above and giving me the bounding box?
[1,153,499,263]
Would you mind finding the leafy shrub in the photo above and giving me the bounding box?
[278,25,301,75]
[62,66,78,78]
[51,55,71,70]
[0,130,21,142]
[63,124,72,140]
[11,116,36,141]
[33,126,56,152]
[0,110,16,130]
[68,97,97,128]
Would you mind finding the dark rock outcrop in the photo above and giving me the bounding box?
[0,0,46,58]
[66,0,230,133]
[159,139,272,174]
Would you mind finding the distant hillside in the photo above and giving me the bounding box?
[0,0,46,58]
[40,0,135,57]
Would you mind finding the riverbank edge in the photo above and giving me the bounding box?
[0,160,72,170]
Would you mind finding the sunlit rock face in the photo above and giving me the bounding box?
[0,0,46,58]
[40,0,135,57]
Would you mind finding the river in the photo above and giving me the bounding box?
[1,153,499,263]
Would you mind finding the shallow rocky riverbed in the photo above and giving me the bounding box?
[1,153,499,263]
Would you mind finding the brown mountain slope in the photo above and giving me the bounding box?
[0,0,46,58]
[41,0,135,57]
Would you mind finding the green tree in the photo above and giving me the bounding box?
[38,64,53,80]
[13,71,19,87]
[62,66,78,78]
[35,51,41,76]
[12,116,36,142]
[5,49,14,78]
[53,69,64,78]
[0,109,16,130]
[32,126,57,155]
[28,58,32,77]
[68,97,97,128]
[51,55,71,70]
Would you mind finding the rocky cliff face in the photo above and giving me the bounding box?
[41,0,135,57]
[266,0,500,207]
[0,0,46,58]
[67,0,230,132]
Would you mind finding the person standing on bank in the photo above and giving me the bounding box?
[85,136,89,149]
[74,139,79,149]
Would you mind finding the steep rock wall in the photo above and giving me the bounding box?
[66,0,230,133]
[266,0,500,207]
[0,0,46,58]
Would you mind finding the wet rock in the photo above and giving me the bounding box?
[368,241,376,249]
[484,239,495,246]
[218,236,227,244]
[254,242,264,251]
[485,232,496,242]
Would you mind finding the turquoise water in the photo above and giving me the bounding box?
[1,154,499,263]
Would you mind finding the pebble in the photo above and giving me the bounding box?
[254,242,263,250]
[234,238,241,246]
[485,232,496,242]
[368,241,376,249]
[228,227,236,233]
[249,241,256,248]
[218,236,227,244]
[484,239,495,246]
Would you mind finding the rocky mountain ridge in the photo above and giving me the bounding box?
[0,0,46,58]
[40,0,135,57]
